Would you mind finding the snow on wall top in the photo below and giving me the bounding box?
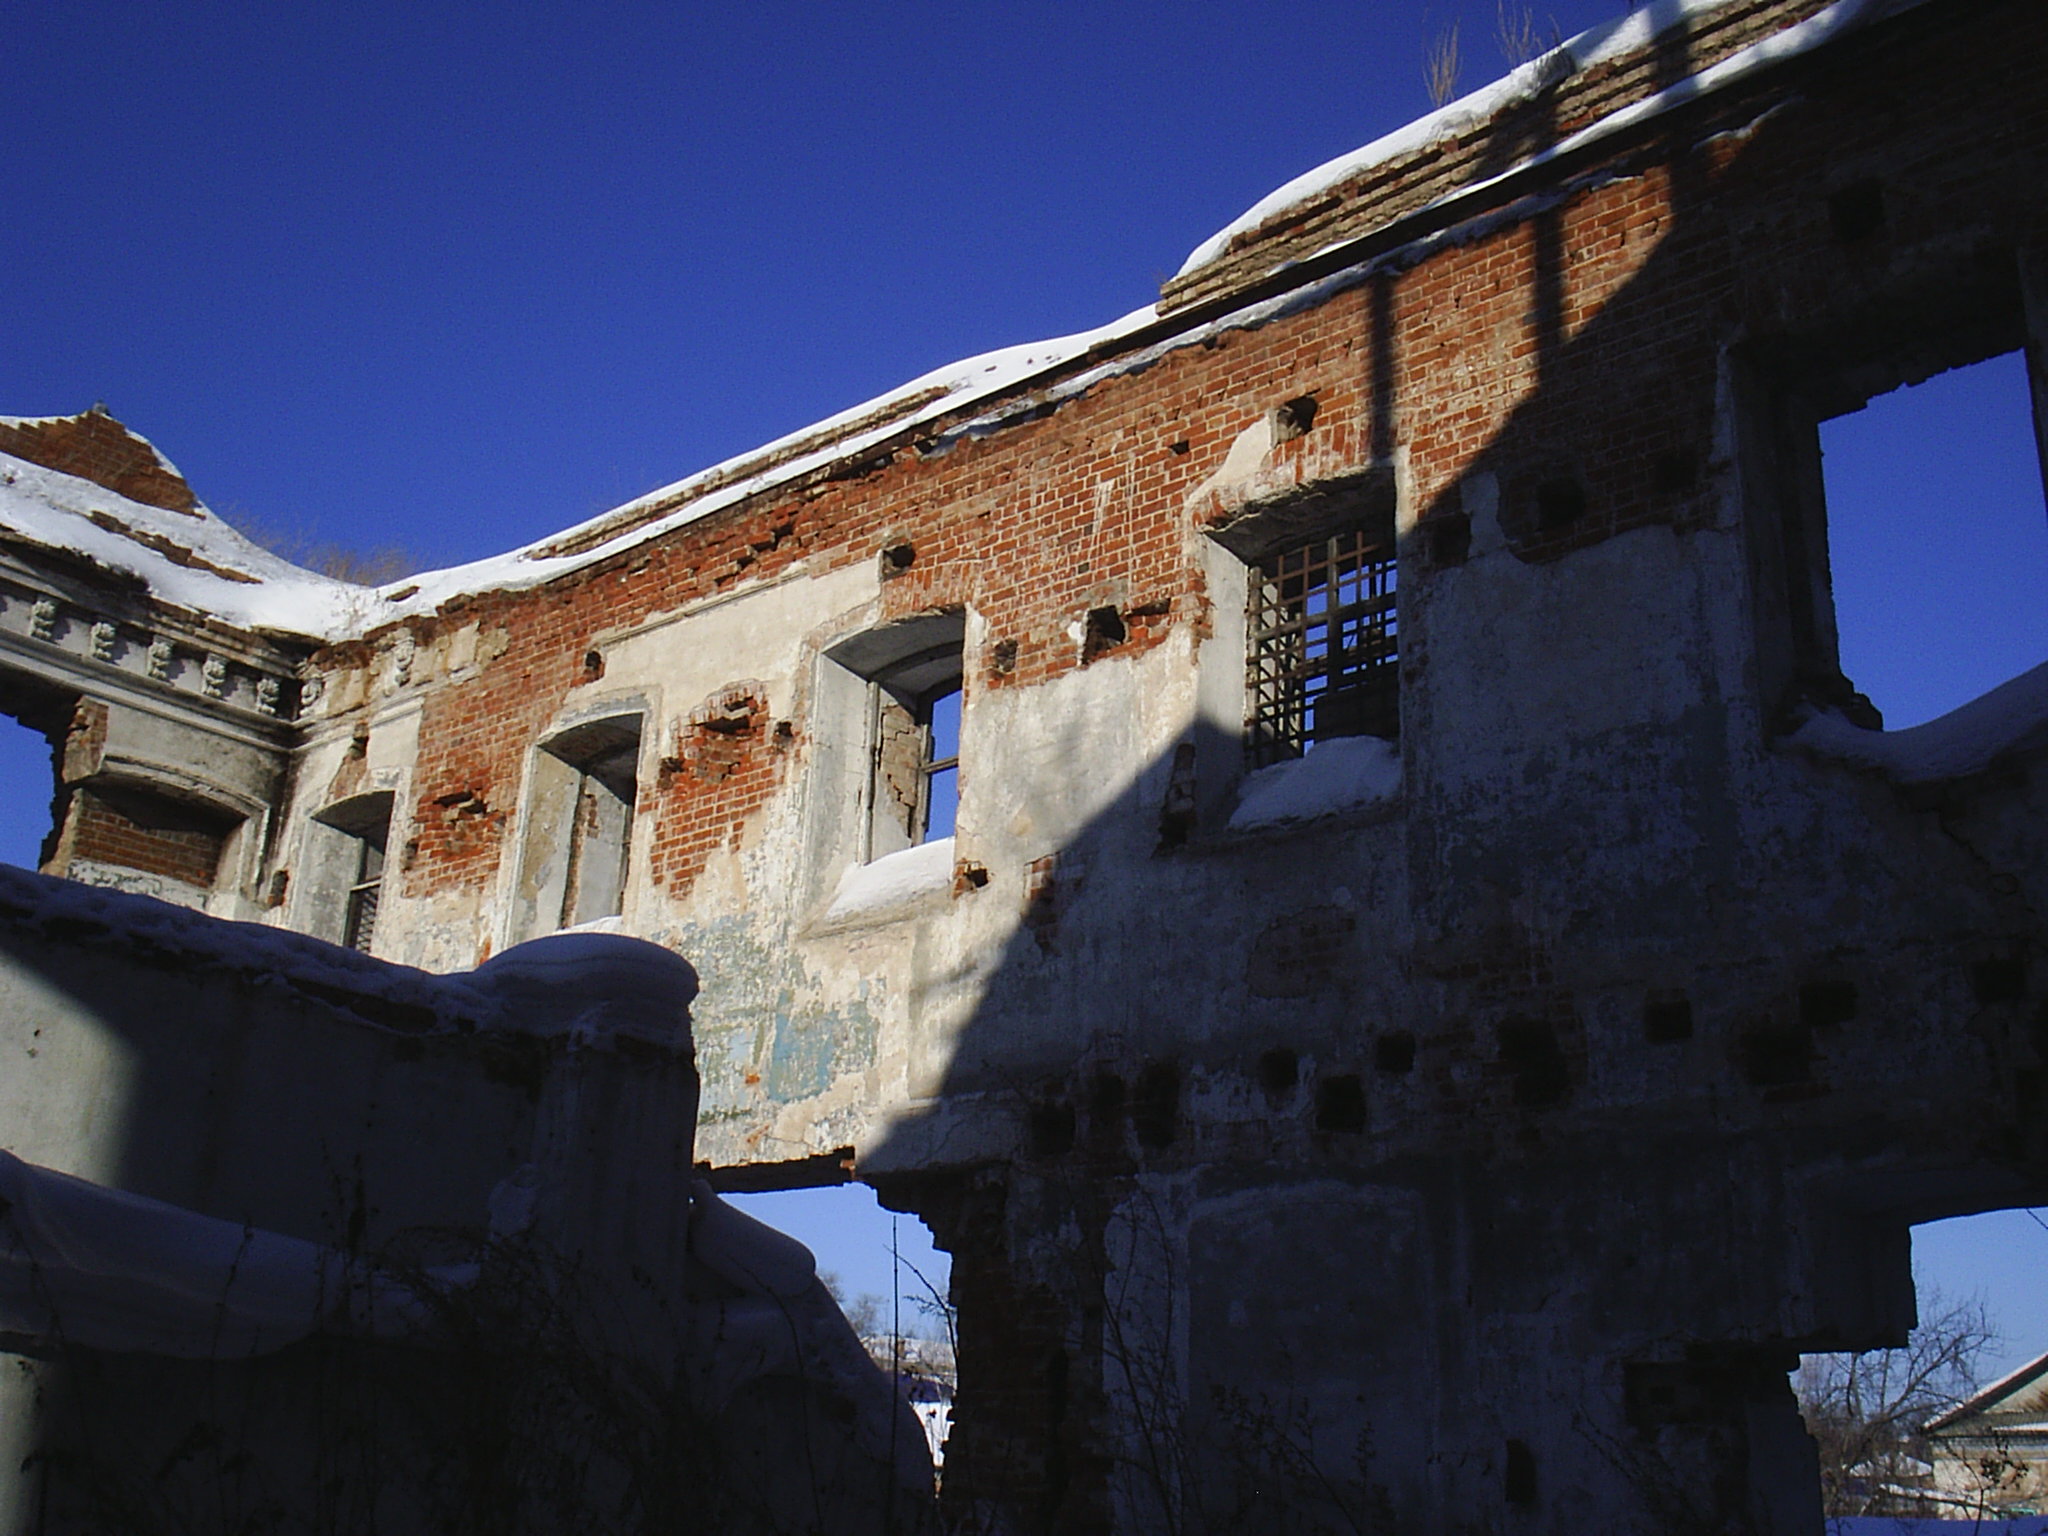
[1788,659,2048,785]
[1174,0,1925,280]
[0,0,1912,648]
[0,861,699,1039]
[1175,0,1739,280]
[0,862,482,1029]
[0,308,1154,645]
[0,416,372,640]
[362,307,1157,630]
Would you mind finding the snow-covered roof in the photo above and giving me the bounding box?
[0,307,1155,646]
[0,0,1918,652]
[1925,1347,2048,1435]
[1176,0,1725,280]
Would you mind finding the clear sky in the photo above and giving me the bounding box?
[5,0,2046,1373]
[5,0,1624,572]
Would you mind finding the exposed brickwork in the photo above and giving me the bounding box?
[0,410,200,514]
[647,683,791,898]
[376,304,1375,900]
[1159,0,1839,313]
[7,4,2042,1532]
[65,786,228,888]
[364,0,2047,921]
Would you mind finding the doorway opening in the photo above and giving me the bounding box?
[1795,1208,2048,1524]
[723,1181,955,1466]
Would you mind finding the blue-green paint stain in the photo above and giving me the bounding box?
[659,918,881,1119]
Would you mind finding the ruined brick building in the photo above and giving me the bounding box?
[2,0,2046,1527]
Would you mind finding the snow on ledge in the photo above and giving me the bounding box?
[1228,736,1403,831]
[0,863,483,1027]
[823,837,956,923]
[1175,0,1928,279]
[1786,660,2048,783]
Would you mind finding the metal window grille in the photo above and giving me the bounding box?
[1246,524,1398,767]
[343,838,384,952]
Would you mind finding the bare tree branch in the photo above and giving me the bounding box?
[1424,19,1463,108]
[1796,1283,1998,1518]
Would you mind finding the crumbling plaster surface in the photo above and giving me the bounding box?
[1,0,2044,1527]
[678,581,1207,1168]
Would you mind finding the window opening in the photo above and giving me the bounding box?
[346,836,384,951]
[314,792,394,953]
[824,614,965,865]
[1821,350,2048,728]
[921,685,961,843]
[1246,521,1399,766]
[867,642,962,857]
[547,718,640,928]
[512,711,644,942]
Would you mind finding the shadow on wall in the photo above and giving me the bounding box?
[0,887,937,1536]
[3,4,2047,1529]
[862,13,2048,1529]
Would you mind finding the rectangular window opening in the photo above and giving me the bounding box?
[316,791,395,954]
[1819,349,2048,729]
[553,725,640,929]
[344,829,385,952]
[828,614,965,865]
[1246,522,1399,767]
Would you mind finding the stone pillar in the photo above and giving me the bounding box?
[881,1164,1117,1536]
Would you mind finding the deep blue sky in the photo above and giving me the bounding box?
[5,0,2047,1371]
[7,0,1621,570]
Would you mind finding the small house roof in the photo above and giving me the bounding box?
[1926,1349,2048,1436]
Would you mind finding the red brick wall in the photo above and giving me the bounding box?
[66,786,229,888]
[0,411,200,514]
[363,0,2045,913]
[379,306,1376,904]
[647,683,792,897]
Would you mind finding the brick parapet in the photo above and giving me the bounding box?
[327,0,2045,941]
[1156,0,1844,315]
[0,410,200,515]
